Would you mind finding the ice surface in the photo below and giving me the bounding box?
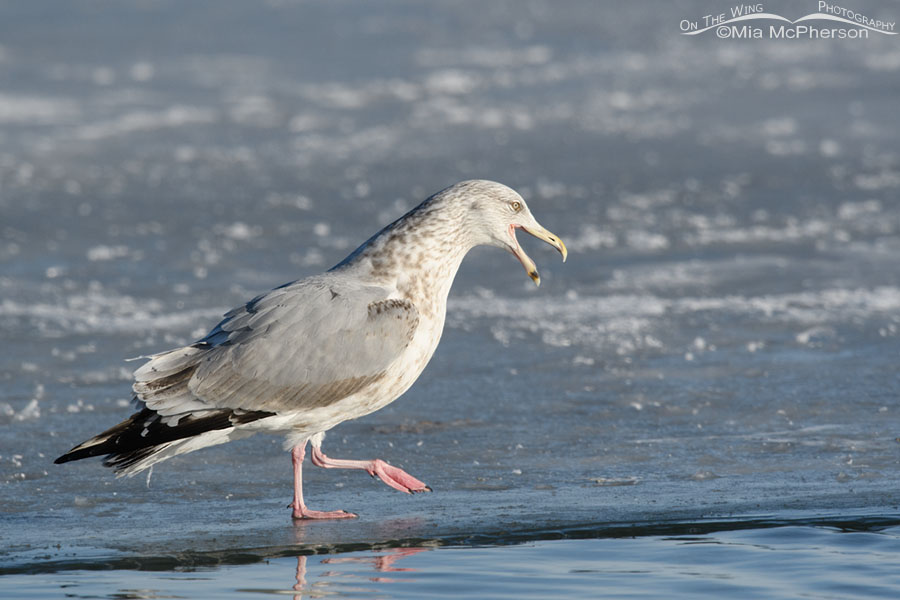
[1,0,899,575]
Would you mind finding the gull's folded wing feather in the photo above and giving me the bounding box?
[133,275,420,417]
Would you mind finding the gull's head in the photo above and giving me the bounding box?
[434,179,567,286]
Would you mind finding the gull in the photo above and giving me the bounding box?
[55,180,567,519]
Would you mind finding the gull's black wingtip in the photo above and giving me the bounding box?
[53,444,104,465]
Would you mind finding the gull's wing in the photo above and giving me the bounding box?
[133,275,420,417]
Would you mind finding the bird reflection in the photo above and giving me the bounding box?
[291,548,429,599]
[322,547,428,580]
[293,556,309,598]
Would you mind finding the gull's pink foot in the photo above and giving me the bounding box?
[309,446,432,494]
[292,506,358,520]
[368,459,431,494]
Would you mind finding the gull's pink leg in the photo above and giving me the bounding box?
[310,445,431,494]
[290,442,357,520]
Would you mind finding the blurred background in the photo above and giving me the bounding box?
[1,0,899,584]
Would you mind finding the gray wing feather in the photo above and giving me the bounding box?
[133,275,419,417]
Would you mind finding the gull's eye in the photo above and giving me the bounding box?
[510,201,522,212]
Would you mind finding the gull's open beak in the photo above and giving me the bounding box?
[509,223,568,286]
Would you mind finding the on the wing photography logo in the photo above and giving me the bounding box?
[680,1,896,39]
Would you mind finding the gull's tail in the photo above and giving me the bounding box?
[54,404,274,476]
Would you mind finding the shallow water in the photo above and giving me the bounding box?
[7,522,900,599]
[2,0,900,597]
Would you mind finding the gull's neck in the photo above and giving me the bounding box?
[331,198,475,314]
